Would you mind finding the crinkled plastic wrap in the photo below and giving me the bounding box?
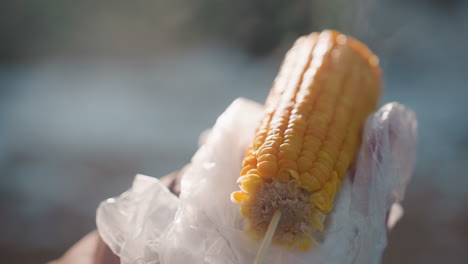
[96,98,417,264]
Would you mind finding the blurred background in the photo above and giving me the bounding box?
[1,0,467,263]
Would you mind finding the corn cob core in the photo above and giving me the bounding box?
[231,30,381,250]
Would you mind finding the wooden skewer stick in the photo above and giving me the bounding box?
[253,210,282,264]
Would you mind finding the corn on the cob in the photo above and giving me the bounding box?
[231,30,381,250]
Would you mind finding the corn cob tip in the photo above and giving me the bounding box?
[311,30,381,76]
[237,178,321,247]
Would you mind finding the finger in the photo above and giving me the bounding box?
[350,102,417,216]
[49,231,119,264]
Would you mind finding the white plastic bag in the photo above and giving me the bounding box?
[97,98,417,264]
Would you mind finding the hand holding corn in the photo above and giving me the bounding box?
[96,29,417,264]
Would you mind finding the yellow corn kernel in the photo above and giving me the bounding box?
[297,156,313,172]
[232,30,381,250]
[240,174,263,193]
[310,190,332,213]
[310,208,326,230]
[242,153,257,166]
[289,169,300,180]
[240,164,255,176]
[257,153,277,163]
[299,172,321,192]
[247,167,260,174]
[257,146,277,156]
[309,163,330,185]
[318,151,334,169]
[231,191,250,204]
[278,159,297,171]
[257,160,278,179]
